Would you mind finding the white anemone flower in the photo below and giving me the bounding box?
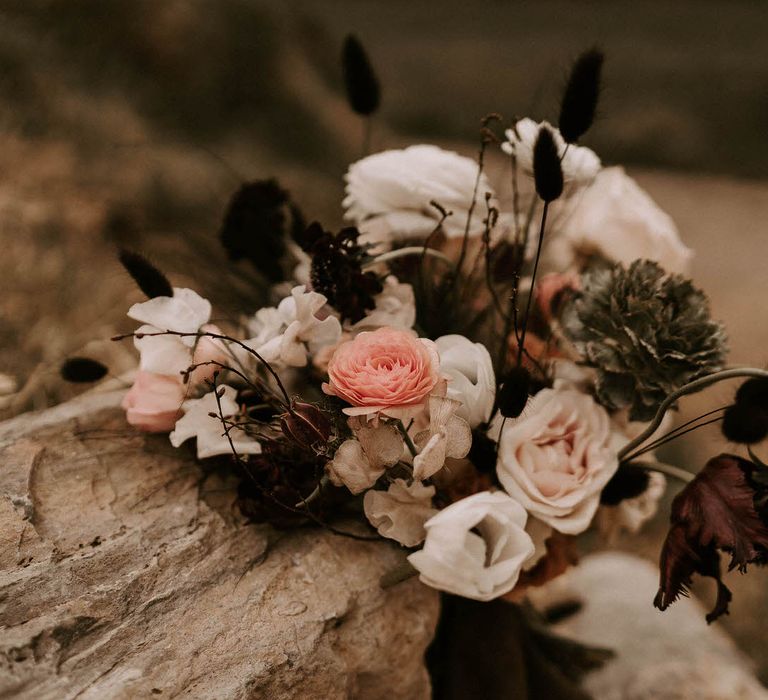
[435,334,495,428]
[408,491,535,601]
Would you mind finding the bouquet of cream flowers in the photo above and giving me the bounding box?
[67,45,768,626]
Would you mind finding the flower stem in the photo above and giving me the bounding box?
[617,367,768,462]
[516,200,549,367]
[365,246,455,270]
[398,420,418,457]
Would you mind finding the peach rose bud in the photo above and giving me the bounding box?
[122,370,185,433]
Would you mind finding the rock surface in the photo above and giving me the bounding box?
[0,390,439,699]
[530,551,768,700]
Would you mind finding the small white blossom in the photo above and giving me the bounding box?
[326,419,404,494]
[128,288,214,378]
[413,395,472,481]
[246,285,341,368]
[128,288,212,347]
[170,385,262,459]
[363,479,437,547]
[351,276,416,331]
[502,118,600,185]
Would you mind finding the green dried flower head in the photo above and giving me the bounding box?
[562,260,728,421]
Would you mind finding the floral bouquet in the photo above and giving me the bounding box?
[65,43,768,639]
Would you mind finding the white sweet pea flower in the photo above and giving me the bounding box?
[128,287,212,347]
[408,491,535,601]
[435,334,495,428]
[247,285,341,368]
[343,145,497,243]
[502,118,600,185]
[549,166,693,275]
[413,395,472,481]
[127,288,220,379]
[363,479,437,547]
[351,276,416,331]
[133,324,192,376]
[170,385,262,459]
[326,419,403,494]
[496,388,623,535]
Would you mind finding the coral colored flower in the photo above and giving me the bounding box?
[323,327,440,420]
[122,371,185,433]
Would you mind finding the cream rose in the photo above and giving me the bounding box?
[323,327,440,420]
[407,491,535,601]
[343,145,498,243]
[496,388,621,535]
[550,166,693,275]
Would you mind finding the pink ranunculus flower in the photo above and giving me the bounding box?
[122,370,185,433]
[323,327,440,420]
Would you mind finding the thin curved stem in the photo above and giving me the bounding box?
[398,421,418,457]
[622,406,729,462]
[365,246,455,271]
[617,367,768,462]
[516,201,549,367]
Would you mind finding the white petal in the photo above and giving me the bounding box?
[363,479,436,547]
[326,439,384,495]
[128,288,212,346]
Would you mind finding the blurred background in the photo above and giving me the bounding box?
[1,0,768,680]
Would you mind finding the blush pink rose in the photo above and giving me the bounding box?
[122,370,185,433]
[496,388,621,535]
[189,324,229,385]
[323,327,440,420]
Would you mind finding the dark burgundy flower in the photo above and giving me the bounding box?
[655,454,768,622]
[303,222,382,323]
[280,400,333,452]
[235,440,324,528]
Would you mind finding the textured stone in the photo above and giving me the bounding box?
[0,390,439,699]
